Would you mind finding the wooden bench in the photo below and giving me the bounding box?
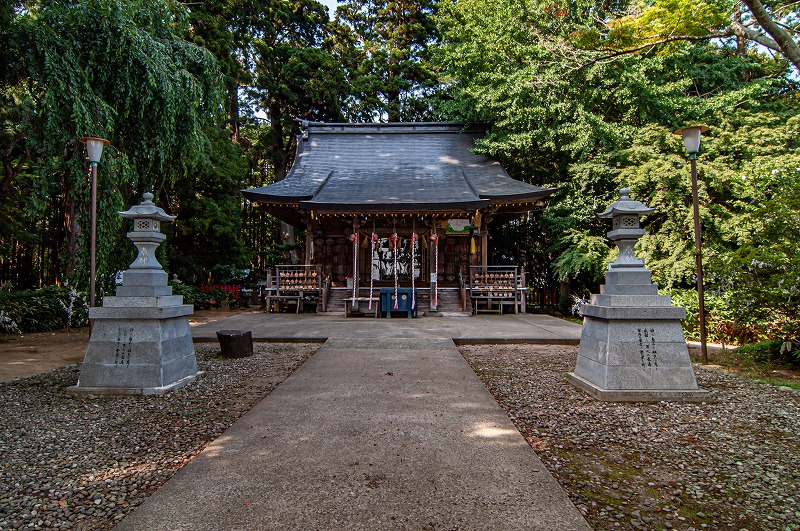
[344,297,380,318]
[265,293,303,313]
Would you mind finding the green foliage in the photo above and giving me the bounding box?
[15,0,223,188]
[0,310,21,335]
[0,286,88,333]
[604,0,730,49]
[552,231,610,283]
[332,0,440,121]
[1,0,224,292]
[733,338,799,366]
[435,0,799,346]
[167,127,252,284]
[170,282,212,311]
[735,338,785,359]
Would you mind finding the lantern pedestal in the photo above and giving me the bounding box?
[567,189,710,402]
[68,193,201,396]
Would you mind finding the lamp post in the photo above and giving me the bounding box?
[674,125,709,365]
[79,137,110,327]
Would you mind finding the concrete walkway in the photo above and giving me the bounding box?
[117,319,591,530]
[192,312,582,344]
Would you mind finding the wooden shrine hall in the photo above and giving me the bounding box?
[241,122,555,315]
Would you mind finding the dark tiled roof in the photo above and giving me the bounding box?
[242,122,554,217]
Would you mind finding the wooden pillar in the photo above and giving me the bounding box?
[480,213,492,268]
[481,231,488,268]
[305,218,315,266]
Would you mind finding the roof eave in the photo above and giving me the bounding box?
[299,199,490,212]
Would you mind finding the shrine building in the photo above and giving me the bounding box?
[242,122,555,314]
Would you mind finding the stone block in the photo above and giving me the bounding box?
[603,269,654,288]
[581,305,686,320]
[590,294,672,307]
[70,309,199,395]
[89,305,194,320]
[115,285,173,297]
[216,330,254,358]
[567,373,710,402]
[103,295,185,308]
[121,269,169,286]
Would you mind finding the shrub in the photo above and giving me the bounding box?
[0,286,88,333]
[0,310,21,334]
[170,283,212,310]
[662,288,749,344]
[733,338,799,367]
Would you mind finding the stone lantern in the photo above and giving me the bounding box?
[68,193,201,396]
[116,192,174,296]
[601,188,653,273]
[567,188,709,402]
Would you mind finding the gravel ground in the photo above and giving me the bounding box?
[460,344,800,531]
[0,343,318,530]
[2,342,798,530]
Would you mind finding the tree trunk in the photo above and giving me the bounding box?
[740,0,800,72]
[59,171,79,282]
[229,81,240,141]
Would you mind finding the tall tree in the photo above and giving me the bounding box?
[1,0,223,291]
[167,127,252,284]
[434,0,799,346]
[249,0,345,180]
[185,0,245,138]
[332,0,440,122]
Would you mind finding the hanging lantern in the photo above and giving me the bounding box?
[470,236,476,255]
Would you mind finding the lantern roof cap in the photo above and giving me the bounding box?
[598,188,655,219]
[119,192,175,222]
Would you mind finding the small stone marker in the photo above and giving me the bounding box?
[216,330,253,358]
[568,188,710,402]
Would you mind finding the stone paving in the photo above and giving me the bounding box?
[191,312,583,344]
[116,335,590,530]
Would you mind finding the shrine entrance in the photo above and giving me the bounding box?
[371,237,423,282]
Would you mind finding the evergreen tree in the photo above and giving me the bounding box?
[0,0,223,291]
[332,0,440,122]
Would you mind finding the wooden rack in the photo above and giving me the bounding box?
[266,265,321,313]
[469,266,522,314]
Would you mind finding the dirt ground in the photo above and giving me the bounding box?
[0,309,258,382]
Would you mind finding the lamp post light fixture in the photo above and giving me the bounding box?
[674,125,709,365]
[79,136,110,325]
